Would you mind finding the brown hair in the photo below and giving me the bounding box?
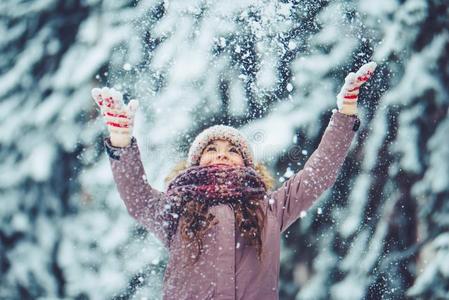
[164,160,275,264]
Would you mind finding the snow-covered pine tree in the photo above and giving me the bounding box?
[292,1,449,299]
[1,0,448,299]
[0,1,167,299]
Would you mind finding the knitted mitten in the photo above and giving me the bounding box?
[91,87,139,147]
[337,62,377,115]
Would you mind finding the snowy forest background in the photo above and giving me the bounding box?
[1,0,448,299]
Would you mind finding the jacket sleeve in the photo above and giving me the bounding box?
[104,136,171,248]
[268,110,359,233]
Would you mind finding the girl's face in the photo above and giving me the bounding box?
[199,139,245,167]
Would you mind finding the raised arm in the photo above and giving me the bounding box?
[104,137,168,247]
[92,87,171,248]
[269,62,377,233]
[269,111,358,232]
[104,136,171,248]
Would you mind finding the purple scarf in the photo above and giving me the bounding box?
[164,163,267,241]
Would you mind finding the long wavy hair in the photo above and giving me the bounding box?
[164,159,275,264]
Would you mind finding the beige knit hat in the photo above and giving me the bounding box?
[187,125,254,167]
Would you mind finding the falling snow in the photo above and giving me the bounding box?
[1,0,448,299]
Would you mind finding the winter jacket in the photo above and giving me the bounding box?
[104,110,359,300]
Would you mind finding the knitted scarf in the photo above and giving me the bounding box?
[165,163,267,242]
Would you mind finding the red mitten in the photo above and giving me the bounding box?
[91,87,139,147]
[337,62,377,115]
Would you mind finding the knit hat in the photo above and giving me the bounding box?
[187,125,254,167]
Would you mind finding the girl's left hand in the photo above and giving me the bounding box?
[337,62,377,115]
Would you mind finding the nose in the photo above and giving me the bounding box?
[217,152,229,160]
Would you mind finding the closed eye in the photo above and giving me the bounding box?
[230,147,239,154]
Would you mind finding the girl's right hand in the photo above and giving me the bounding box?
[91,87,139,148]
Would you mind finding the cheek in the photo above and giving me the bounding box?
[232,155,245,165]
[199,153,212,163]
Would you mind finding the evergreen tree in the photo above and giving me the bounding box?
[1,0,447,299]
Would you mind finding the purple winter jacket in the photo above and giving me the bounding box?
[104,111,359,300]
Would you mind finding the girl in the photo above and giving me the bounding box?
[92,62,377,300]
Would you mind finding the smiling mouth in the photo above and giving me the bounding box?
[210,162,232,166]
